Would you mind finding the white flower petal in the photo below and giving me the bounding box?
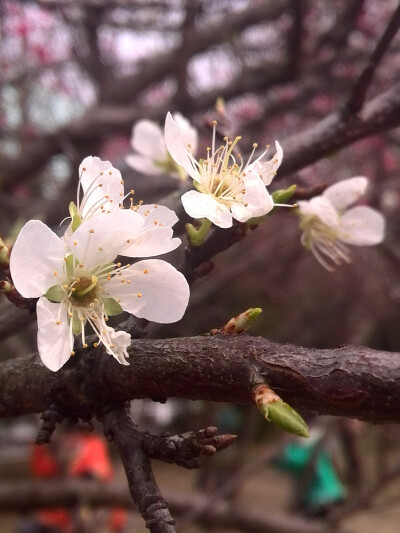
[70,210,144,271]
[121,204,180,257]
[131,119,166,160]
[105,259,190,323]
[298,197,339,228]
[138,204,179,227]
[181,190,233,228]
[339,206,385,245]
[102,326,131,365]
[231,174,274,221]
[10,220,65,298]
[173,112,198,155]
[252,140,283,186]
[164,112,198,180]
[37,297,71,372]
[323,177,368,211]
[125,154,164,176]
[123,228,181,257]
[79,156,124,218]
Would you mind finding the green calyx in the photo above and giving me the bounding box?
[103,298,123,316]
[186,218,212,248]
[45,285,64,303]
[69,202,82,231]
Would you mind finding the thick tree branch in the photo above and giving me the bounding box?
[1,335,400,423]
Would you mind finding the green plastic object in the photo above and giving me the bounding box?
[275,441,346,511]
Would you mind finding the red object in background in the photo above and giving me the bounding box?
[31,432,127,532]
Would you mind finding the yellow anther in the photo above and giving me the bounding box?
[83,343,88,348]
[71,351,75,356]
[137,293,142,298]
[212,120,217,125]
[94,342,99,347]
[143,269,148,274]
[53,271,58,276]
[82,167,86,171]
[56,320,61,325]
[98,246,103,251]
[89,229,94,234]
[73,241,77,246]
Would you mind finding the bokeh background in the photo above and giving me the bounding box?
[1,1,400,532]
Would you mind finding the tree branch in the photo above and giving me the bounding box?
[0,479,352,533]
[1,335,400,423]
[101,403,176,533]
[344,2,400,115]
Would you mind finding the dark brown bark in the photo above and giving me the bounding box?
[1,335,400,423]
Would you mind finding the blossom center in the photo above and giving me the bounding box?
[301,216,350,270]
[69,275,99,307]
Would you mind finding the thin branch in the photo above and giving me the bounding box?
[101,403,176,533]
[344,2,400,115]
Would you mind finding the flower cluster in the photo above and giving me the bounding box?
[297,177,385,270]
[9,111,387,372]
[10,156,190,371]
[164,112,283,228]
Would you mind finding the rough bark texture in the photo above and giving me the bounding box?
[1,335,400,423]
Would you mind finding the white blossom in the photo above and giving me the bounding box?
[297,177,385,270]
[10,211,190,371]
[126,114,198,180]
[164,112,282,228]
[68,156,181,257]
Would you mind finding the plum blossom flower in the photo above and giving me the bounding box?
[10,210,190,371]
[164,112,282,228]
[297,177,385,271]
[68,156,181,257]
[126,114,198,180]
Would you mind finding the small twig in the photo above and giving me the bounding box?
[181,223,248,285]
[36,404,65,444]
[344,2,400,115]
[144,426,237,469]
[101,403,176,533]
[0,280,37,311]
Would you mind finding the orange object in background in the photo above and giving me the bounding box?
[31,431,127,533]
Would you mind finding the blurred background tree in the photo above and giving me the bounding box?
[1,1,400,532]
